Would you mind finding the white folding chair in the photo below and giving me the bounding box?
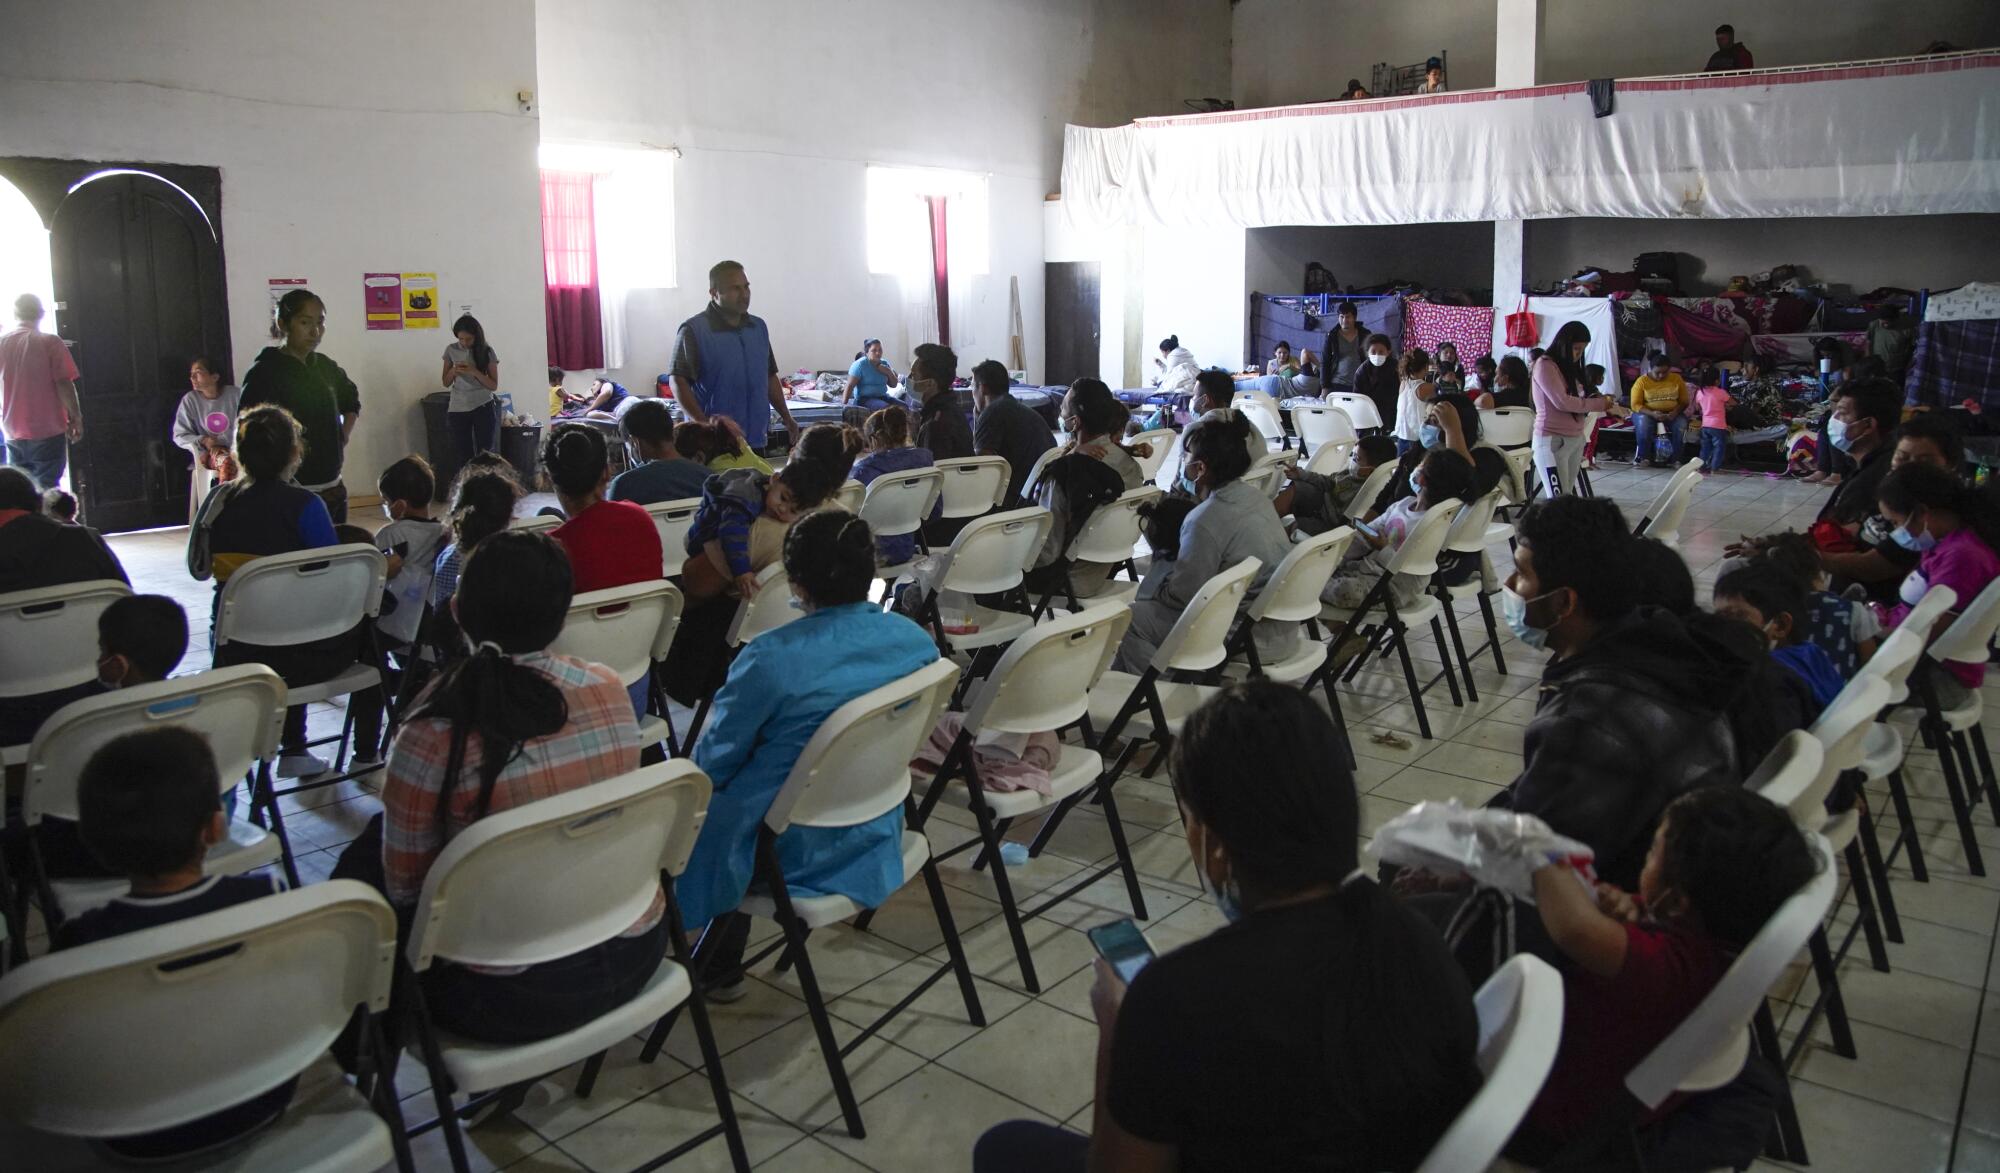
[22,666,290,919]
[0,578,130,766]
[1034,486,1161,617]
[215,543,387,846]
[1632,458,1705,547]
[509,513,562,534]
[1853,603,1954,888]
[1302,438,1357,478]
[1317,501,1466,740]
[1478,406,1535,449]
[834,479,865,514]
[681,563,804,751]
[908,507,1053,657]
[912,604,1134,992]
[1244,450,1294,500]
[1433,491,1510,686]
[1416,954,1564,1173]
[1908,576,2000,872]
[1020,446,1062,500]
[1128,430,1176,483]
[721,659,976,1139]
[404,763,751,1173]
[1325,391,1384,432]
[859,466,945,581]
[0,881,412,1173]
[1291,403,1358,458]
[934,456,1011,520]
[1233,393,1287,452]
[549,581,685,755]
[643,497,702,578]
[1225,528,1358,761]
[1339,460,1400,527]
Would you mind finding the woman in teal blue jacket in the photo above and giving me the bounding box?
[681,508,940,987]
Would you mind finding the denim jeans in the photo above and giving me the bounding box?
[1630,413,1686,464]
[3,433,67,490]
[423,915,670,1043]
[448,400,500,468]
[1699,427,1729,472]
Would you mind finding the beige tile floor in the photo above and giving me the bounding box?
[84,465,2000,1172]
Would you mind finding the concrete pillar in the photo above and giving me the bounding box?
[1492,0,1544,307]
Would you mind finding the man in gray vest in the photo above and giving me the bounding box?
[669,260,799,452]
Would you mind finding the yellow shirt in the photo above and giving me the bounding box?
[549,384,567,417]
[708,449,774,476]
[1629,372,1689,415]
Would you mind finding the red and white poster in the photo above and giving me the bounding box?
[364,273,402,331]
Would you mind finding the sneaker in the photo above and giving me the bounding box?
[705,975,751,1004]
[347,753,385,774]
[277,752,330,779]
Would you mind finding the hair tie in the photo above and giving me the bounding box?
[474,640,506,657]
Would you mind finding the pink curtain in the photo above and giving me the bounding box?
[927,194,950,347]
[540,169,604,370]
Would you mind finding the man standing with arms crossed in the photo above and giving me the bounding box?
[669,261,799,457]
[0,294,83,492]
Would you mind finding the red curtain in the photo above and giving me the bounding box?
[540,169,604,370]
[927,194,950,347]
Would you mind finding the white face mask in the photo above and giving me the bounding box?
[1367,353,1389,367]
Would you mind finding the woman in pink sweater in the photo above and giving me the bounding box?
[1530,322,1622,496]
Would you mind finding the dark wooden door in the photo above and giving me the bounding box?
[51,172,229,532]
[1044,261,1101,387]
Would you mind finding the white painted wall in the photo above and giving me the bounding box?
[1527,214,2000,296]
[1246,224,1496,302]
[0,0,548,499]
[1142,224,1248,373]
[538,0,1232,392]
[1232,0,1496,109]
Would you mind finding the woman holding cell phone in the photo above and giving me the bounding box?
[441,313,501,464]
[974,681,1483,1173]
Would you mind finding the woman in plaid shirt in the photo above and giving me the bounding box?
[379,529,659,1043]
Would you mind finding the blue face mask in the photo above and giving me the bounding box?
[1827,416,1855,452]
[1891,523,1937,553]
[1408,470,1425,497]
[1419,423,1443,450]
[1500,585,1557,650]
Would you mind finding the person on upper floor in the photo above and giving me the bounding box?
[239,288,360,523]
[1322,302,1367,393]
[440,313,501,465]
[1874,462,2000,709]
[910,342,973,461]
[669,260,799,452]
[1118,413,1296,673]
[1340,78,1371,100]
[172,354,241,526]
[1531,322,1622,496]
[544,423,663,596]
[1704,23,1754,72]
[0,293,83,493]
[1351,331,1400,428]
[1418,56,1447,93]
[843,337,899,417]
[608,398,711,505]
[1629,351,1691,468]
[971,358,1056,507]
[973,682,1481,1173]
[1150,335,1199,396]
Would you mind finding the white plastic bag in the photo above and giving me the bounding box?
[1367,800,1595,903]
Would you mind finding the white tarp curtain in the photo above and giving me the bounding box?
[1062,54,2000,229]
[1926,282,2000,324]
[1491,297,1618,384]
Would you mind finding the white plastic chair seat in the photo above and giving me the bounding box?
[1075,579,1140,609]
[738,831,931,929]
[938,603,1035,652]
[1086,672,1214,738]
[877,559,918,584]
[425,959,693,1094]
[1938,685,1983,733]
[0,1059,394,1173]
[958,743,1103,821]
[51,821,283,920]
[1859,724,1903,780]
[1321,592,1442,629]
[283,662,383,707]
[1483,521,1514,545]
[510,514,561,534]
[1221,639,1324,685]
[1674,1029,1752,1096]
[637,714,673,749]
[1823,808,1859,853]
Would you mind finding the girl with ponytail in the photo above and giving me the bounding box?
[975,681,1480,1172]
[1876,461,2000,702]
[380,529,662,1042]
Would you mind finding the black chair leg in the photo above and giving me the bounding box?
[1753,1000,1809,1165]
[1436,613,1473,704]
[1968,724,2000,824]
[919,859,986,1027]
[1392,628,1433,740]
[1097,782,1150,922]
[972,802,1041,994]
[1476,590,1507,675]
[1855,803,1904,945]
[1844,841,1891,974]
[1807,926,1858,1059]
[1931,719,1988,877]
[1882,766,1929,883]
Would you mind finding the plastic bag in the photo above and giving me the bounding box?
[1504,299,1539,348]
[1367,800,1594,903]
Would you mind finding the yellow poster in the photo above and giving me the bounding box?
[402,272,439,329]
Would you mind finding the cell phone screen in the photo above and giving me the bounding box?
[1087,918,1156,984]
[1351,517,1379,538]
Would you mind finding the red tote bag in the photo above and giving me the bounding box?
[1504,300,1539,348]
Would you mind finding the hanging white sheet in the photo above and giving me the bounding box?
[1062,54,2000,229]
[1490,298,1619,384]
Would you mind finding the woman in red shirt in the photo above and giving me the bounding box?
[545,423,663,592]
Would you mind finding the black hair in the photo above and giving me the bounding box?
[783,509,876,606]
[1715,23,1735,35]
[1473,354,1496,374]
[1528,347,1546,362]
[913,342,958,390]
[1628,537,1696,616]
[446,468,523,553]
[409,530,574,834]
[189,353,230,383]
[78,728,220,877]
[235,403,304,483]
[1895,412,1965,467]
[1066,378,1125,438]
[99,594,188,681]
[620,398,677,447]
[450,313,495,376]
[1158,335,1179,353]
[864,404,912,449]
[1416,448,1473,508]
[1274,340,1292,353]
[1335,301,1358,318]
[1400,347,1431,380]
[1183,412,1256,485]
[1429,392,1483,445]
[1193,368,1235,410]
[1835,376,1902,441]
[1659,786,1817,949]
[1879,461,2000,551]
[673,420,746,463]
[274,287,323,326]
[708,259,745,291]
[1356,434,1400,466]
[972,359,1010,396]
[1714,560,1810,644]
[548,365,564,385]
[541,423,609,497]
[1364,332,1393,354]
[1583,363,1606,386]
[794,423,861,482]
[42,487,76,521]
[1138,495,1197,560]
[1546,321,1592,395]
[1756,531,1825,591]
[0,466,40,507]
[1515,495,1636,622]
[377,454,435,507]
[774,452,840,509]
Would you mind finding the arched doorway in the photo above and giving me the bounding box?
[0,177,54,322]
[50,169,230,531]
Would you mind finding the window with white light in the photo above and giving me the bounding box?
[539,142,676,290]
[866,165,989,279]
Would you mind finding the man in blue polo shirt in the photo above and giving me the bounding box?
[668,260,800,452]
